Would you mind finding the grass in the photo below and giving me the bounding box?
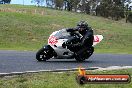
[0,68,132,88]
[0,4,132,54]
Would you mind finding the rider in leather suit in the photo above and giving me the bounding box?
[66,21,94,53]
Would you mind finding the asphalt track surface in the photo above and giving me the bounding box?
[0,50,132,73]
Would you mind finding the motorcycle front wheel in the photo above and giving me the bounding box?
[36,48,51,61]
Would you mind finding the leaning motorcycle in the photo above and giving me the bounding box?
[36,29,103,62]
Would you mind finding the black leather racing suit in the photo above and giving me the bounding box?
[66,27,94,53]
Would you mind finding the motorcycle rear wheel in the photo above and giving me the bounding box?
[75,47,94,62]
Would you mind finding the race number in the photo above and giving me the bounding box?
[94,35,99,42]
[48,36,58,45]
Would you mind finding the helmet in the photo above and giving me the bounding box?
[77,21,88,35]
[77,21,88,29]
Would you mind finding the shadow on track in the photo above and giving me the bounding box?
[36,59,103,64]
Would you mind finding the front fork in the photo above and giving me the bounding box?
[43,45,57,58]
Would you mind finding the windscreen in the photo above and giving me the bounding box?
[53,29,71,39]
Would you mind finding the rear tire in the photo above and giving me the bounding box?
[87,47,94,59]
[75,47,94,62]
[75,53,86,62]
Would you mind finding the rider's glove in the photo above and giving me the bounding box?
[66,28,77,32]
[62,42,66,48]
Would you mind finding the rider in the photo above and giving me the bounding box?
[66,21,94,53]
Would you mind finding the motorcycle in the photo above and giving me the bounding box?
[36,29,103,62]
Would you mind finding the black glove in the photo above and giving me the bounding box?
[66,28,77,32]
[67,44,74,49]
[62,42,72,49]
[62,42,66,48]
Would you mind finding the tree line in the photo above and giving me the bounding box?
[0,0,11,4]
[32,0,132,23]
[0,0,131,23]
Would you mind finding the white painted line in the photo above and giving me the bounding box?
[95,66,132,71]
[0,66,132,77]
[11,72,25,74]
[38,70,52,72]
[0,68,98,76]
[0,73,10,75]
[25,71,40,73]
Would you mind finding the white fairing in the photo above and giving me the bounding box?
[48,30,103,46]
[48,30,74,58]
[93,35,103,46]
[48,30,103,58]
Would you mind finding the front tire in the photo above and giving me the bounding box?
[36,48,51,61]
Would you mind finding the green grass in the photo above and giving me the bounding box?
[0,69,132,88]
[0,4,132,54]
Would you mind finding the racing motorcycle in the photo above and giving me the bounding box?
[36,29,103,62]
